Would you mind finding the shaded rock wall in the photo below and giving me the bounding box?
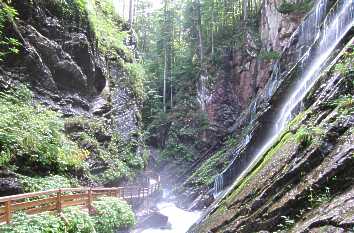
[0,0,141,139]
[204,0,305,135]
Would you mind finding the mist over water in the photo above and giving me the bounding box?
[140,202,201,233]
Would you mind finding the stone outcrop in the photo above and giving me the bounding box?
[189,40,354,232]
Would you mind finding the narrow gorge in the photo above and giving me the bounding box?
[0,0,353,232]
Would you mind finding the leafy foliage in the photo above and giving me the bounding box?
[187,149,227,187]
[0,2,21,61]
[0,198,135,233]
[0,86,88,173]
[20,175,78,193]
[277,0,313,14]
[92,197,136,233]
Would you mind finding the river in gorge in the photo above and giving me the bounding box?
[135,189,202,233]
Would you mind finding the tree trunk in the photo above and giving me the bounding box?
[129,0,134,27]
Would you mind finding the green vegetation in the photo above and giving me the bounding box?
[334,45,353,77]
[124,63,146,102]
[224,132,294,206]
[0,197,135,233]
[93,197,136,232]
[0,2,21,61]
[0,86,88,173]
[258,50,281,60]
[85,0,129,56]
[20,175,78,193]
[331,95,354,115]
[277,0,314,14]
[275,215,295,232]
[64,116,145,184]
[187,149,227,187]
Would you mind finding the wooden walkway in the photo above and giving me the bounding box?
[0,176,161,224]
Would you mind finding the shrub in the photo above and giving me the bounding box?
[86,0,129,55]
[277,0,313,14]
[93,197,136,233]
[0,212,65,233]
[0,86,88,173]
[0,2,21,61]
[0,198,135,233]
[20,175,78,193]
[295,126,324,148]
[124,63,146,101]
[62,207,96,233]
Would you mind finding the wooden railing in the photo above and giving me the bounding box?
[0,179,160,224]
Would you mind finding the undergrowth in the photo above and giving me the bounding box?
[0,86,88,174]
[0,197,135,233]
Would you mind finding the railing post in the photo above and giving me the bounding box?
[57,189,62,213]
[5,200,11,224]
[88,188,93,214]
[122,188,125,199]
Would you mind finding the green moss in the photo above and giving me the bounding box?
[187,149,228,187]
[224,132,294,206]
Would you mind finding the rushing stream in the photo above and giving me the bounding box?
[140,190,201,233]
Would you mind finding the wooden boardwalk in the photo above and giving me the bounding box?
[0,176,161,224]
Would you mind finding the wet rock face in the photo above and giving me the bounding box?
[189,38,354,232]
[204,0,303,134]
[0,0,141,139]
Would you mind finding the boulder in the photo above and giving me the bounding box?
[137,211,169,229]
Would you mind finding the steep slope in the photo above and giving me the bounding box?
[0,0,146,195]
[188,0,354,231]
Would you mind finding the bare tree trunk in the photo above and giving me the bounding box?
[163,46,167,113]
[211,0,215,58]
[243,0,248,21]
[129,0,134,27]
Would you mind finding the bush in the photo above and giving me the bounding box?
[20,175,78,193]
[93,197,136,233]
[124,63,146,101]
[0,212,65,233]
[0,198,135,233]
[277,0,313,14]
[62,207,96,233]
[0,2,21,61]
[0,86,88,173]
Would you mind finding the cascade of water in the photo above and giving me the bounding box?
[213,174,224,196]
[197,75,212,111]
[213,0,354,194]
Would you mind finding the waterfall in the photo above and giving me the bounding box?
[197,75,212,111]
[213,0,354,194]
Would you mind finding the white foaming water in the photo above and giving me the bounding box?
[140,202,201,233]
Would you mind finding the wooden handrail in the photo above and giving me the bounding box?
[0,175,161,224]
